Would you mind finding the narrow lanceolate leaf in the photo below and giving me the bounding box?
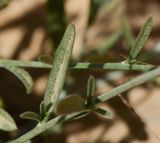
[0,108,17,131]
[3,66,33,94]
[55,94,85,115]
[129,17,153,61]
[20,111,41,122]
[43,24,75,116]
[86,75,96,107]
[94,108,113,119]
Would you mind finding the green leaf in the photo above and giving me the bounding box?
[4,66,33,94]
[55,94,85,115]
[38,55,53,64]
[94,108,113,118]
[129,17,153,62]
[43,24,75,119]
[39,102,52,120]
[86,75,96,107]
[20,111,40,122]
[0,0,11,10]
[0,108,17,131]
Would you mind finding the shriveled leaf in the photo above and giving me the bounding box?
[0,108,17,131]
[55,94,85,115]
[4,66,33,94]
[38,55,53,64]
[20,111,40,122]
[86,75,96,107]
[94,108,113,119]
[43,24,75,117]
[129,17,153,61]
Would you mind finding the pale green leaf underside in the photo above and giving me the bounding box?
[0,108,17,131]
[43,24,75,116]
[3,66,33,94]
[20,111,40,122]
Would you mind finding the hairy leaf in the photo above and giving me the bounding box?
[4,66,33,94]
[20,111,40,122]
[0,108,17,131]
[43,24,75,118]
[129,17,153,61]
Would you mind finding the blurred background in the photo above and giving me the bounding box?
[0,0,160,142]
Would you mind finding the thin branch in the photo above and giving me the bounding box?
[95,66,160,103]
[0,59,155,71]
[7,67,160,143]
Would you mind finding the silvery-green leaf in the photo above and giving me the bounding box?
[43,24,75,118]
[0,108,17,131]
[55,94,85,115]
[4,66,33,94]
[129,17,153,62]
[94,108,113,119]
[20,111,40,122]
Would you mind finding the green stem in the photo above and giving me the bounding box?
[7,112,86,143]
[7,67,160,143]
[0,59,155,71]
[95,66,160,103]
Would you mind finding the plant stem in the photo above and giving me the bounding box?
[0,59,155,71]
[95,66,160,103]
[7,67,160,143]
